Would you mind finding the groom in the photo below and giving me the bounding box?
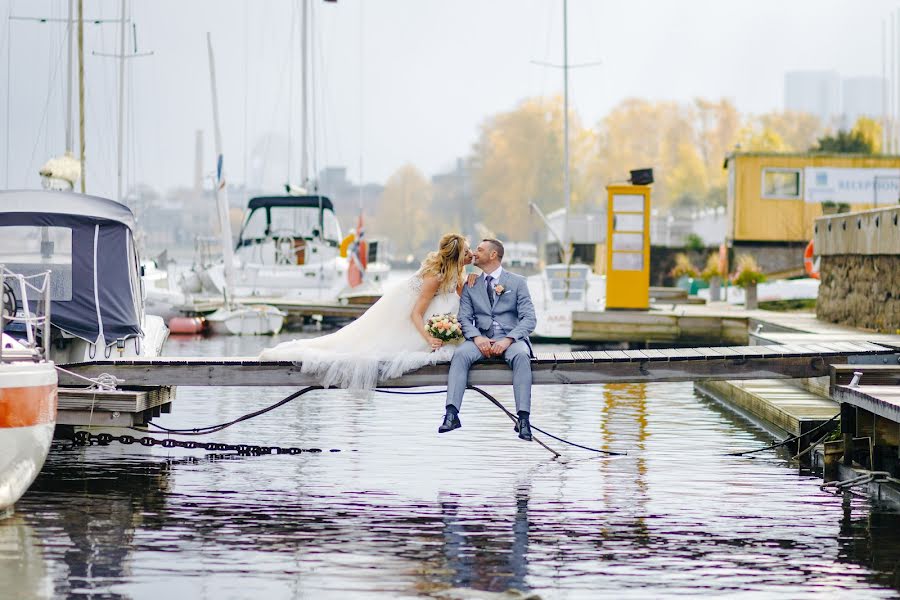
[439,238,537,440]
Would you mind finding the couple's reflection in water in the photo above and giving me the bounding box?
[7,382,900,598]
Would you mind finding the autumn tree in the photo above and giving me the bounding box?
[812,118,880,154]
[375,164,433,258]
[470,96,592,241]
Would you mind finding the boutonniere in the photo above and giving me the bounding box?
[494,284,505,295]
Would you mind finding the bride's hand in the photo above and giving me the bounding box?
[427,336,444,351]
[466,273,478,287]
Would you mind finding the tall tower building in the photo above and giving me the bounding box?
[784,70,841,124]
[842,76,885,128]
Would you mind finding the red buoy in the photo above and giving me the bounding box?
[168,316,206,334]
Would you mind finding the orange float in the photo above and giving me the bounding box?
[804,240,820,279]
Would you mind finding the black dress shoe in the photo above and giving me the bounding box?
[438,412,461,433]
[517,415,532,441]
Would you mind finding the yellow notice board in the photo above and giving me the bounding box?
[605,185,650,310]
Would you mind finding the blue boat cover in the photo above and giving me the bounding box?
[0,190,142,344]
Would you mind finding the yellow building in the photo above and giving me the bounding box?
[725,152,900,244]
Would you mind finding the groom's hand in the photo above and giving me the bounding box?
[490,337,513,356]
[473,336,493,357]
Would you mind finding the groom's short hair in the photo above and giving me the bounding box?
[482,238,504,260]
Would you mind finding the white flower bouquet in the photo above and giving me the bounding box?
[426,313,463,343]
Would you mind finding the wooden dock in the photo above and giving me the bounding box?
[572,309,748,345]
[57,341,898,388]
[696,379,838,441]
[177,297,371,321]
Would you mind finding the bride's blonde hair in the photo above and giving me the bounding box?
[420,233,467,293]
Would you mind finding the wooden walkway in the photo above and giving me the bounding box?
[58,341,898,388]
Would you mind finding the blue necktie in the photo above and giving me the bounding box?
[485,275,495,308]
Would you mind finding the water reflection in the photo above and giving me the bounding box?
[5,333,900,598]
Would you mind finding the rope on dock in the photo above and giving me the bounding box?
[142,386,323,436]
[820,470,900,494]
[134,385,614,458]
[726,412,840,457]
[54,365,123,390]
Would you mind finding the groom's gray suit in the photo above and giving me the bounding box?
[446,268,537,413]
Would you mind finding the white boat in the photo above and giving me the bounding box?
[193,33,286,337]
[198,194,389,302]
[527,263,605,340]
[0,190,168,362]
[0,268,57,516]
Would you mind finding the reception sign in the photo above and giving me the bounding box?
[803,167,900,205]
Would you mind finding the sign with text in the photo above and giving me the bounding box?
[803,167,900,205]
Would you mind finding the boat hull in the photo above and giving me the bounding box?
[0,362,57,513]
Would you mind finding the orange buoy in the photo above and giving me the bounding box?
[168,316,206,334]
[803,240,820,279]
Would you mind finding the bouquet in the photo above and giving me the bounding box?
[426,313,463,343]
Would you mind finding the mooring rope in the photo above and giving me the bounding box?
[135,385,614,457]
[727,412,840,457]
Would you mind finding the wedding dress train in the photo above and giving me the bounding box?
[258,273,460,389]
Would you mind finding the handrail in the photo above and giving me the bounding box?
[0,265,52,363]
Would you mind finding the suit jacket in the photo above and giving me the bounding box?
[458,269,537,354]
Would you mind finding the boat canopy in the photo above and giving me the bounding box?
[247,195,335,212]
[0,190,142,344]
[240,195,342,245]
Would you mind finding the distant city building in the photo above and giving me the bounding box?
[784,70,841,124]
[315,166,383,231]
[784,70,886,129]
[842,76,884,128]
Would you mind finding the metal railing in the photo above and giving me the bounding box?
[0,265,52,363]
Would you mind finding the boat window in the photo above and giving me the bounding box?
[0,226,73,300]
[321,209,342,243]
[241,209,269,239]
[762,168,801,199]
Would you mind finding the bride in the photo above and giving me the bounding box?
[258,233,473,389]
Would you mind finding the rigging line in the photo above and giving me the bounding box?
[25,23,68,189]
[358,0,364,210]
[287,0,296,185]
[5,0,13,187]
[310,0,319,185]
[259,7,294,192]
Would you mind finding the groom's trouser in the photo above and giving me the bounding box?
[446,337,532,414]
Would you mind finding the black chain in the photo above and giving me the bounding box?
[72,431,342,456]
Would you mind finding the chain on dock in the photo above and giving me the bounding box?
[71,431,342,456]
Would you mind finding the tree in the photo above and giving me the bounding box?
[811,129,873,153]
[470,96,590,240]
[375,164,433,258]
[853,117,882,152]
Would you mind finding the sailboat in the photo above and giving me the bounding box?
[525,0,606,340]
[202,33,285,336]
[191,0,388,309]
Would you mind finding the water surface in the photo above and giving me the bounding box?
[3,332,900,599]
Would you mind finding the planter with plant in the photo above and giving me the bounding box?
[670,253,699,292]
[700,254,724,302]
[731,254,765,309]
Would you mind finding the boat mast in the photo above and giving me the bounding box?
[207,32,237,307]
[562,0,571,267]
[116,0,127,202]
[300,0,309,187]
[65,0,74,155]
[77,0,86,193]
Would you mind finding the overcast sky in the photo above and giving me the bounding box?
[1,0,897,201]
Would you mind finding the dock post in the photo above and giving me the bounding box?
[841,402,856,467]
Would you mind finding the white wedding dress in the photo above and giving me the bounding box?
[258,272,460,389]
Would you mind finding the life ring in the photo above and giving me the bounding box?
[804,240,820,279]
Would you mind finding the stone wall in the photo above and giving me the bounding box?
[814,206,900,333]
[817,255,900,332]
